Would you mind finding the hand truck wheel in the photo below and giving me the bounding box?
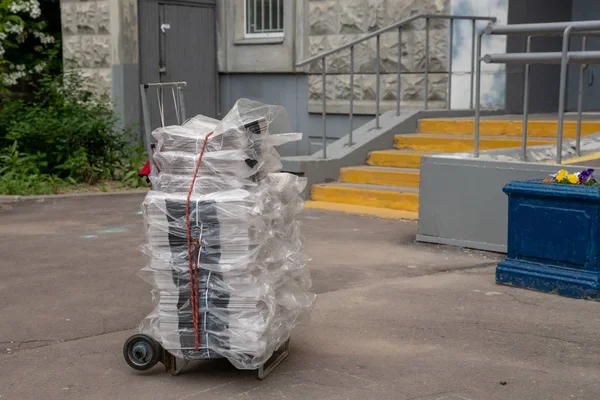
[123,334,161,371]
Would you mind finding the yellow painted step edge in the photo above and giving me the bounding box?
[419,119,600,138]
[312,184,419,212]
[393,135,554,151]
[340,167,420,187]
[562,152,600,165]
[368,151,424,168]
[304,200,419,220]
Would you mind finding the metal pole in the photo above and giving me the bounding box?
[521,36,532,161]
[140,84,155,176]
[261,0,264,31]
[269,0,273,30]
[349,45,354,146]
[397,27,402,116]
[424,17,430,110]
[576,36,587,156]
[254,0,257,32]
[556,26,574,164]
[474,32,483,158]
[470,19,477,109]
[448,18,453,110]
[322,57,327,158]
[376,34,381,129]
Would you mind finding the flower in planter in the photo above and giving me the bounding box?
[579,168,595,184]
[554,169,569,182]
[568,174,580,184]
[547,168,597,185]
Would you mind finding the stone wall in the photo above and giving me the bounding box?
[60,0,113,98]
[307,0,450,110]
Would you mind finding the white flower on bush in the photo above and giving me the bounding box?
[33,31,55,44]
[8,0,41,19]
[33,62,46,73]
[4,21,25,35]
[1,70,27,86]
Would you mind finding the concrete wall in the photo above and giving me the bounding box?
[306,0,451,113]
[60,0,113,98]
[417,156,574,253]
[60,0,139,127]
[217,0,307,72]
[219,73,372,157]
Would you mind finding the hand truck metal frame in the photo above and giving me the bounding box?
[123,81,290,379]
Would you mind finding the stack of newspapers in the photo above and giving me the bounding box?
[137,99,315,369]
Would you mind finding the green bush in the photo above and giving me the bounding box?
[0,72,148,195]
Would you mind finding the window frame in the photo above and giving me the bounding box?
[243,0,285,39]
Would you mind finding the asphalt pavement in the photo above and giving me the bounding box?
[1,193,599,400]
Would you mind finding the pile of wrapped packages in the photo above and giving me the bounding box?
[137,99,316,369]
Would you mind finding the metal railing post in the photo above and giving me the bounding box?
[556,26,574,164]
[376,34,381,129]
[178,84,187,122]
[470,19,477,109]
[448,18,454,110]
[397,27,402,116]
[349,45,355,146]
[474,31,484,158]
[322,57,327,158]
[576,36,587,156]
[521,36,532,161]
[424,17,430,110]
[140,84,155,176]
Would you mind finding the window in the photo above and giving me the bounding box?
[245,0,284,38]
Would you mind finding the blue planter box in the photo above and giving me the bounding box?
[497,180,600,299]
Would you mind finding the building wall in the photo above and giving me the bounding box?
[219,73,373,157]
[60,0,113,98]
[60,0,139,127]
[217,0,306,73]
[306,0,452,113]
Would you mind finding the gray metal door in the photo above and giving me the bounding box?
[567,0,600,111]
[139,0,217,129]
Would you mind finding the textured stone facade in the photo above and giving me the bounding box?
[60,0,113,98]
[308,0,450,108]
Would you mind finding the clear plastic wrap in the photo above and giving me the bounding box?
[138,98,315,369]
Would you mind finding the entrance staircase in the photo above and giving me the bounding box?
[305,118,600,220]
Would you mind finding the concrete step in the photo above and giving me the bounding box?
[340,166,420,188]
[311,183,419,212]
[394,134,555,152]
[367,150,428,168]
[418,119,600,138]
[304,200,418,220]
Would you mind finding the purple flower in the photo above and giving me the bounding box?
[579,168,595,184]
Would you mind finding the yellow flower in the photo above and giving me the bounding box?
[556,169,569,182]
[568,174,579,184]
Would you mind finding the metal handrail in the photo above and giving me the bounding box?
[296,14,496,67]
[474,20,600,164]
[484,21,600,36]
[296,13,497,158]
[482,51,600,64]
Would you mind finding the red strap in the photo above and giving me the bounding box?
[185,132,214,350]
